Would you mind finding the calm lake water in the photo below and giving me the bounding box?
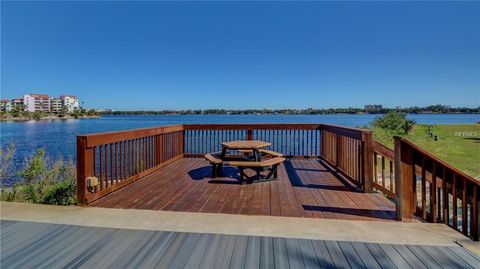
[1,114,478,181]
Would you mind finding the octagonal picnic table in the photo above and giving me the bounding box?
[220,140,271,162]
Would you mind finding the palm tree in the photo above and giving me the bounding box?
[59,105,68,118]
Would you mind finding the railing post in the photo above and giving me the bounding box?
[159,134,164,163]
[362,131,373,193]
[335,134,340,166]
[394,136,415,221]
[320,129,324,158]
[473,185,479,241]
[77,136,92,206]
[247,129,253,140]
[179,129,185,155]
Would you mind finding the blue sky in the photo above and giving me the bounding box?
[1,1,479,110]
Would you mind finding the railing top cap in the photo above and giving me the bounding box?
[77,124,184,138]
[395,136,479,185]
[77,123,371,147]
[78,124,184,147]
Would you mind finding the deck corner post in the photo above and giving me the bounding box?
[362,130,373,193]
[76,136,92,206]
[394,136,415,222]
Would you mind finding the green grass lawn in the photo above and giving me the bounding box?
[373,124,480,180]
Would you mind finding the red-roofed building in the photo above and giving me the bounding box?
[2,94,81,113]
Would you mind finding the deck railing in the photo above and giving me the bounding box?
[183,124,322,157]
[394,137,479,240]
[76,125,184,205]
[373,141,396,199]
[77,123,373,204]
[320,125,373,191]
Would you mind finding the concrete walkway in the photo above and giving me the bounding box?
[1,202,478,254]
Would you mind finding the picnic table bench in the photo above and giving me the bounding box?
[226,157,286,182]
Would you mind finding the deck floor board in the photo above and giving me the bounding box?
[90,158,396,221]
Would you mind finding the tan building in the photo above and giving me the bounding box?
[51,98,63,113]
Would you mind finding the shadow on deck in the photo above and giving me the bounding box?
[90,158,396,221]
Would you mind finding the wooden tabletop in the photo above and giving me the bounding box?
[221,140,270,150]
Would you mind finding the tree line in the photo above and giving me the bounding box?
[1,104,99,120]
[102,105,479,115]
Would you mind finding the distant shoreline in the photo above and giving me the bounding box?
[100,106,479,116]
[100,111,480,116]
[0,115,100,122]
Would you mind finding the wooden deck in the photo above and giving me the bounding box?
[91,158,396,221]
[2,220,479,268]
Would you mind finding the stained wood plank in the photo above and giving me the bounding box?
[91,158,396,221]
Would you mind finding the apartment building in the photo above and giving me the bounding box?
[0,99,13,112]
[12,98,24,107]
[60,95,79,113]
[50,98,63,113]
[23,94,51,113]
[364,104,383,111]
[3,94,81,113]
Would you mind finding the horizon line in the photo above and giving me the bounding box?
[99,105,480,111]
